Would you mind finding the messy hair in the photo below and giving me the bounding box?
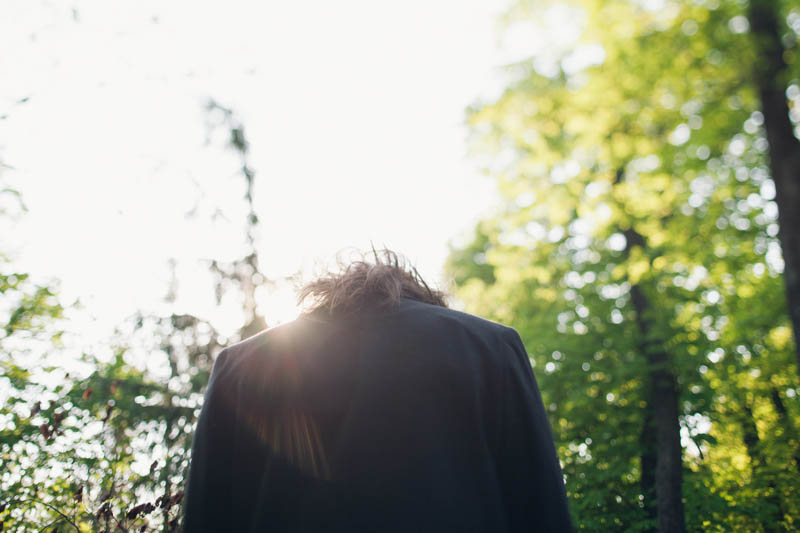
[298,248,448,315]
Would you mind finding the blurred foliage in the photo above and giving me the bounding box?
[0,102,269,531]
[0,187,220,531]
[448,0,800,530]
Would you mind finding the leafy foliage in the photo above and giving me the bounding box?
[448,0,800,530]
[0,102,271,531]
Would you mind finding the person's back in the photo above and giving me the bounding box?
[182,252,573,532]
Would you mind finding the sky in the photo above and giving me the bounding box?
[1,0,547,337]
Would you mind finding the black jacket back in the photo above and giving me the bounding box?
[182,298,572,532]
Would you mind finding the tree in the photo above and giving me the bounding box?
[0,183,218,531]
[0,102,275,531]
[447,0,799,530]
[747,0,800,375]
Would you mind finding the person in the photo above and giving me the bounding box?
[181,249,573,532]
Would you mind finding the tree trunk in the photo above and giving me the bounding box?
[747,0,800,374]
[769,386,800,472]
[630,282,686,533]
[614,177,686,532]
[640,401,658,531]
[741,401,786,532]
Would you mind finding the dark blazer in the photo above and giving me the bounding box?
[182,297,572,532]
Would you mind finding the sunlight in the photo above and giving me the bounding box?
[256,282,302,326]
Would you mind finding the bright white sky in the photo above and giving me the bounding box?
[1,0,553,338]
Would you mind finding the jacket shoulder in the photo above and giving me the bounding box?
[209,320,300,378]
[389,298,521,346]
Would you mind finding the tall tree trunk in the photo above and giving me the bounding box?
[615,168,686,532]
[769,386,800,472]
[741,401,786,532]
[630,283,686,533]
[629,276,686,533]
[640,402,658,531]
[747,0,800,374]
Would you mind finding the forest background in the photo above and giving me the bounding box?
[2,0,800,531]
